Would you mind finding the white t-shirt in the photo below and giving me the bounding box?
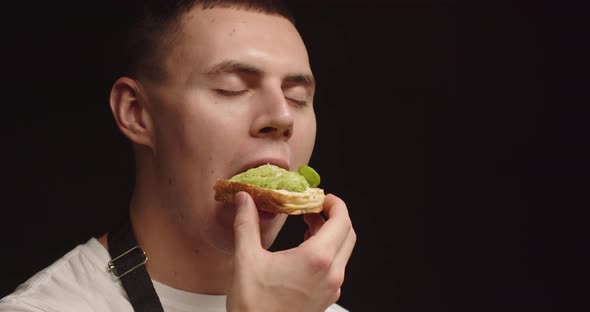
[0,238,348,312]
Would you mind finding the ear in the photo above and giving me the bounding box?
[109,77,155,149]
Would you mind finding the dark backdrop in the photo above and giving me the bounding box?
[1,1,587,311]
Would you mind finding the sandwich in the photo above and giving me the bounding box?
[213,163,325,215]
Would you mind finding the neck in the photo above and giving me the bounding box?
[99,169,234,295]
[131,194,233,295]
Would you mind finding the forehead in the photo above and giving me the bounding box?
[164,7,311,78]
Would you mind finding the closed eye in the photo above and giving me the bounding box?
[215,89,249,96]
[286,97,307,107]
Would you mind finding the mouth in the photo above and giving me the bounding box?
[219,158,289,218]
[230,158,290,178]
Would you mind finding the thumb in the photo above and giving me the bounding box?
[233,191,262,255]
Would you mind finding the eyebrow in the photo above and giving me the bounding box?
[284,73,316,91]
[202,60,316,90]
[203,60,261,76]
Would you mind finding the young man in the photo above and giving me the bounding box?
[0,1,356,311]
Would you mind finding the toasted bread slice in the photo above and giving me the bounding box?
[213,179,325,215]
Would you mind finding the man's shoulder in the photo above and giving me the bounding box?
[0,238,130,312]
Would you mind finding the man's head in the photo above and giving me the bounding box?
[120,0,296,82]
[109,1,317,253]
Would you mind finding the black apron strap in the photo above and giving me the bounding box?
[107,216,165,312]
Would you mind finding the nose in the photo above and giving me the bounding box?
[250,88,294,140]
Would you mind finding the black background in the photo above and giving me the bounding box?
[1,1,588,311]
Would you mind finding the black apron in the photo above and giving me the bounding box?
[107,216,165,312]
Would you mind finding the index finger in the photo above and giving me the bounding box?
[301,194,352,253]
[322,193,350,220]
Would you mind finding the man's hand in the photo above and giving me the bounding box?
[227,192,356,312]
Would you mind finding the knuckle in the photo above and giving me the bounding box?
[331,288,342,303]
[308,252,333,272]
[340,215,352,228]
[327,271,345,291]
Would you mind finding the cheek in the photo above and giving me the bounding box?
[293,115,317,159]
[160,103,241,155]
[151,107,232,191]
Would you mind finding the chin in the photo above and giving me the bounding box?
[211,226,283,254]
[211,204,288,253]
[258,213,288,249]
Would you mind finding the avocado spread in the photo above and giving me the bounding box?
[230,164,310,192]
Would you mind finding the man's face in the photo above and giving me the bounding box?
[142,7,316,252]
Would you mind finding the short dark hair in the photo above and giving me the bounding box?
[118,0,296,81]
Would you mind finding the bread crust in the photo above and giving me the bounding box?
[213,179,325,215]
